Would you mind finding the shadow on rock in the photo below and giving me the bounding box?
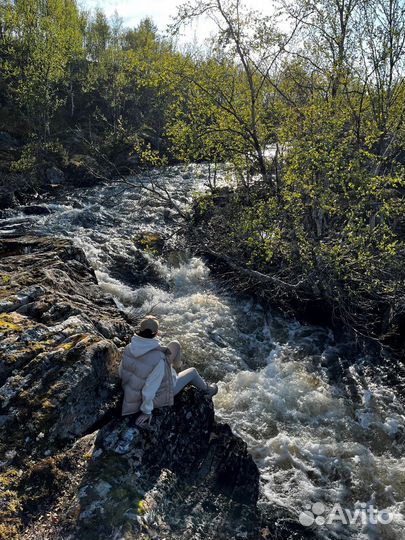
[73,387,260,540]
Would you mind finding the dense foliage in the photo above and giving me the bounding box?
[1,0,405,349]
[175,0,405,349]
[0,2,174,168]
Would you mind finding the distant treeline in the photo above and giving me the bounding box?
[0,1,183,168]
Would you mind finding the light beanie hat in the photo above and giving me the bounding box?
[139,316,159,334]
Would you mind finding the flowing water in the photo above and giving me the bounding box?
[1,165,405,540]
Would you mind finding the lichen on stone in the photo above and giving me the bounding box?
[1,274,11,285]
[0,313,22,333]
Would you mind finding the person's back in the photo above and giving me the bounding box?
[120,333,173,416]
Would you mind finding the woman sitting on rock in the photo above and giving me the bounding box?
[119,316,218,426]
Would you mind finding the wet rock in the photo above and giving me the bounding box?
[108,247,165,288]
[0,171,24,210]
[46,166,65,185]
[65,154,109,187]
[0,172,40,210]
[21,205,52,216]
[163,207,178,222]
[0,189,18,210]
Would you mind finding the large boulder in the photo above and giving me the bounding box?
[65,154,110,187]
[0,186,18,209]
[72,388,259,540]
[0,172,25,210]
[21,205,53,215]
[46,166,65,185]
[1,388,261,540]
[0,236,131,445]
[108,246,166,288]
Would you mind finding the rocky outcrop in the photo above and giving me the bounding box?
[38,388,259,540]
[0,134,110,212]
[46,166,65,185]
[0,235,262,540]
[64,154,111,188]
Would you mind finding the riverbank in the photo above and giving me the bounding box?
[3,155,404,360]
[0,235,273,540]
[0,129,159,213]
[188,182,405,360]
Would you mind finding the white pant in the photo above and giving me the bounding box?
[166,341,207,395]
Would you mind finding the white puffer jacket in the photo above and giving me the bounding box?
[119,336,174,416]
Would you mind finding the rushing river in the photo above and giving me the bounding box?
[1,165,405,540]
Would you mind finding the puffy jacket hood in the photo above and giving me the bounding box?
[130,335,161,358]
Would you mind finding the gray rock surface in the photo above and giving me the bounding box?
[72,388,259,540]
[46,166,65,185]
